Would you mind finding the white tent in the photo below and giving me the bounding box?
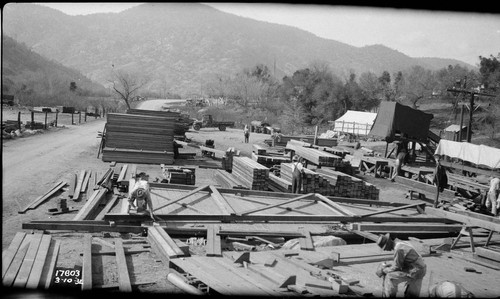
[329,111,377,136]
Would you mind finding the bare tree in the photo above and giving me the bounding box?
[109,71,147,109]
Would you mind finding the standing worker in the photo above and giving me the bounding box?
[391,141,408,182]
[486,176,500,216]
[128,172,155,220]
[243,124,250,143]
[375,233,427,297]
[428,281,474,298]
[291,155,305,194]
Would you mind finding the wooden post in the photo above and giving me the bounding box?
[459,105,465,142]
[384,142,389,158]
[79,111,82,124]
[44,112,48,129]
[55,111,58,127]
[84,111,87,122]
[433,162,440,208]
[313,126,318,146]
[17,112,21,130]
[466,93,474,143]
[71,112,74,125]
[31,111,35,129]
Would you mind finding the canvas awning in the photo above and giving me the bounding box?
[329,110,377,136]
[434,139,500,170]
[368,102,433,143]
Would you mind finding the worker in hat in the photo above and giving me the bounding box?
[428,281,474,298]
[291,155,305,194]
[376,233,427,297]
[128,172,155,220]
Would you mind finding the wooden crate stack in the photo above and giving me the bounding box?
[231,156,269,191]
[102,113,174,164]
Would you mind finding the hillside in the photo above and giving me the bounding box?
[1,35,107,96]
[3,3,475,96]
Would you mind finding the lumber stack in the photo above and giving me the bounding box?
[102,113,175,164]
[231,157,270,191]
[264,135,338,147]
[268,173,292,192]
[315,168,379,200]
[280,163,330,194]
[214,170,249,190]
[286,142,343,167]
[126,108,193,136]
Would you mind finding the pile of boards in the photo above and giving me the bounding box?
[230,157,270,191]
[286,141,344,167]
[162,166,196,185]
[127,108,193,136]
[102,113,175,164]
[2,120,20,132]
[251,144,291,168]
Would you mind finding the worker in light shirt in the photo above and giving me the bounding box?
[291,155,305,194]
[376,233,427,297]
[128,172,155,220]
[428,281,474,298]
[486,177,500,216]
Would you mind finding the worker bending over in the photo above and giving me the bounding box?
[375,233,427,297]
[429,281,474,298]
[128,172,155,220]
[291,155,305,194]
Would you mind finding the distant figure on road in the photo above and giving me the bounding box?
[291,155,305,194]
[486,176,500,216]
[428,281,474,298]
[391,141,408,182]
[243,125,250,143]
[375,233,427,297]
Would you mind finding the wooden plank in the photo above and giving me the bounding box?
[13,233,43,288]
[94,237,115,249]
[2,234,32,286]
[40,239,60,289]
[147,226,177,260]
[95,195,120,220]
[81,234,93,291]
[117,164,129,183]
[426,207,500,232]
[155,227,185,256]
[238,193,315,215]
[209,185,236,215]
[73,170,87,200]
[356,203,427,218]
[68,173,77,198]
[18,181,66,213]
[153,184,209,212]
[300,229,314,251]
[115,239,132,292]
[2,232,27,277]
[25,235,52,289]
[475,247,500,262]
[206,225,222,257]
[353,223,464,232]
[316,194,356,216]
[81,169,92,193]
[73,188,107,220]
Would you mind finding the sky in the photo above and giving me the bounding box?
[37,3,500,66]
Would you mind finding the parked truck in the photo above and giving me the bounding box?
[192,114,235,131]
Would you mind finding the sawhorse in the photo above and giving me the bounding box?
[451,226,477,253]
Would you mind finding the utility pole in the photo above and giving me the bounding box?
[447,85,495,143]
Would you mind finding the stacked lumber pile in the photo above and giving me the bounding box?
[231,157,270,190]
[2,120,21,132]
[102,113,174,164]
[268,173,292,192]
[280,163,330,194]
[315,168,379,200]
[251,144,291,168]
[214,170,249,190]
[127,108,192,136]
[286,142,343,167]
[264,135,338,147]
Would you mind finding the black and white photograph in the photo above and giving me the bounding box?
[2,2,500,298]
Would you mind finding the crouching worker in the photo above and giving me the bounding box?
[429,281,474,298]
[376,233,427,297]
[128,172,155,220]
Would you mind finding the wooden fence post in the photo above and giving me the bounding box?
[55,111,58,127]
[79,111,82,124]
[31,111,35,129]
[84,111,87,122]
[17,112,21,130]
[71,113,74,125]
[44,112,48,129]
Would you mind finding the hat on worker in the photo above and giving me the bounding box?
[133,188,147,200]
[376,233,392,250]
[292,155,299,162]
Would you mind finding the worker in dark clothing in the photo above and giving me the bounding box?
[391,141,408,182]
[291,155,305,194]
[376,233,427,297]
[243,125,250,143]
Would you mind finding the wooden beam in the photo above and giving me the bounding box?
[73,188,108,220]
[238,193,315,215]
[475,247,500,262]
[352,223,464,232]
[18,181,66,213]
[73,170,87,201]
[115,239,132,292]
[326,196,408,207]
[356,203,426,218]
[299,229,314,251]
[68,174,77,198]
[2,232,27,277]
[40,239,60,289]
[316,194,355,216]
[94,237,115,249]
[152,184,209,212]
[81,170,92,193]
[206,225,222,257]
[209,185,236,215]
[95,195,120,220]
[117,164,129,183]
[147,226,177,263]
[13,233,43,288]
[425,207,500,232]
[25,235,52,289]
[81,234,93,291]
[2,235,32,286]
